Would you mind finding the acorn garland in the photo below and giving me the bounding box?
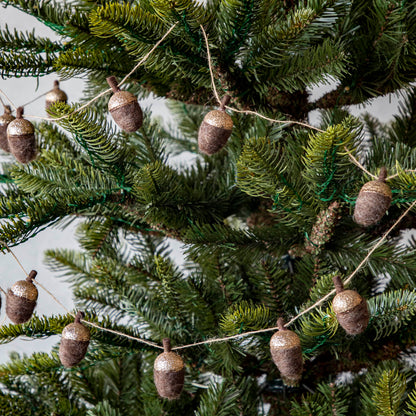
[154,338,185,400]
[6,270,38,324]
[107,76,143,132]
[59,311,90,368]
[354,167,392,227]
[332,275,369,335]
[198,95,233,155]
[270,318,303,385]
[0,105,14,153]
[6,106,37,163]
[45,80,68,110]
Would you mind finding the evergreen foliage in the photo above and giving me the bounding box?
[1,0,416,414]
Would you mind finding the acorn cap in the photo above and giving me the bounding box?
[359,180,392,200]
[45,80,68,106]
[62,321,91,342]
[203,110,233,130]
[154,339,184,372]
[270,329,301,350]
[7,107,34,136]
[10,279,38,301]
[108,90,138,112]
[332,290,364,314]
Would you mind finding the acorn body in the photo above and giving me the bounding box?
[354,167,392,227]
[332,276,369,335]
[198,98,233,155]
[107,76,143,132]
[6,270,38,324]
[154,338,185,400]
[270,319,303,384]
[7,107,37,163]
[59,312,90,368]
[0,106,14,152]
[45,80,68,110]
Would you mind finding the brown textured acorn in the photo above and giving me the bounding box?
[270,318,303,385]
[0,105,14,152]
[7,107,37,163]
[107,76,143,132]
[6,270,38,324]
[354,167,392,227]
[45,80,68,110]
[59,311,90,368]
[198,95,233,155]
[154,338,185,400]
[332,275,369,335]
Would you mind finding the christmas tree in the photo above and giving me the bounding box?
[1,0,416,414]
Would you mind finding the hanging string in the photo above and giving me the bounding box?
[0,22,178,123]
[0,89,17,111]
[0,27,414,351]
[0,94,6,111]
[342,148,378,180]
[285,199,416,327]
[387,170,416,181]
[200,24,415,184]
[1,199,415,351]
[0,239,163,350]
[0,23,411,184]
[200,25,325,134]
[21,90,50,108]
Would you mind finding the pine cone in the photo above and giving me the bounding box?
[305,201,342,255]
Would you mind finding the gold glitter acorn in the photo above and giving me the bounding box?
[198,95,233,155]
[107,76,143,132]
[59,311,90,368]
[332,275,369,335]
[45,80,68,110]
[154,338,185,400]
[270,318,303,385]
[0,105,14,152]
[6,270,38,324]
[7,107,37,164]
[354,167,392,227]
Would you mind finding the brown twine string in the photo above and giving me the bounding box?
[0,200,415,350]
[21,90,51,108]
[200,25,325,133]
[200,24,413,183]
[0,94,7,111]
[0,89,17,112]
[0,25,414,351]
[0,240,162,349]
[0,22,178,123]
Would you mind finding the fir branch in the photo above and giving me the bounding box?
[0,50,56,78]
[372,369,406,416]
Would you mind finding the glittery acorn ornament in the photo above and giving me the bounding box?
[270,318,303,385]
[45,80,68,110]
[154,338,185,400]
[7,107,37,163]
[59,311,90,368]
[354,167,392,227]
[0,105,14,152]
[198,95,233,155]
[6,270,38,324]
[107,76,143,132]
[332,275,369,335]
